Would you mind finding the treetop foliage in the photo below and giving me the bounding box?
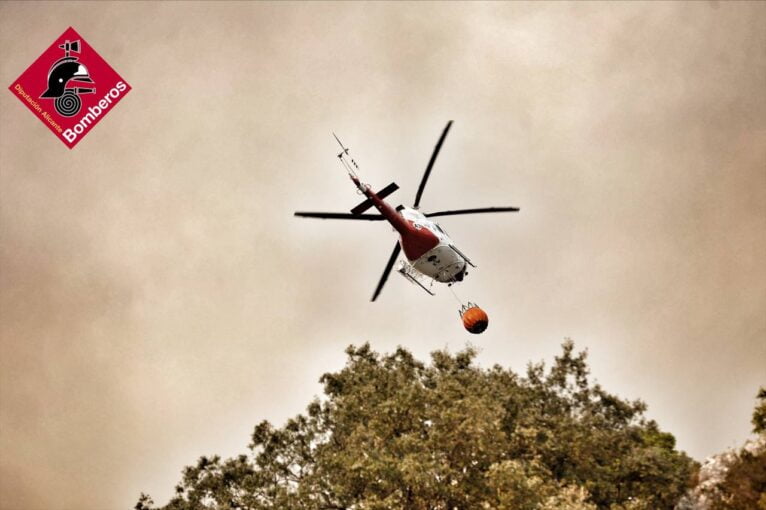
[752,387,766,435]
[137,340,696,510]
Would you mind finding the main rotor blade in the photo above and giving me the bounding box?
[425,207,520,218]
[413,120,453,208]
[372,242,401,302]
[294,212,385,220]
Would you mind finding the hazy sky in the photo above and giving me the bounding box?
[1,2,764,509]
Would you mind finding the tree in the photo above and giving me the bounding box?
[752,387,766,435]
[137,341,696,510]
[706,387,766,510]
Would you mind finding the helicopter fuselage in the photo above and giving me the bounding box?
[397,207,467,283]
[354,177,468,283]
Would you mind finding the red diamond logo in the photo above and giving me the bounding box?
[8,27,131,149]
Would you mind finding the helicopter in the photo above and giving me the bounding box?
[294,121,520,311]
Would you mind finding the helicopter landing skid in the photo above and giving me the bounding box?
[449,244,476,268]
[397,264,434,296]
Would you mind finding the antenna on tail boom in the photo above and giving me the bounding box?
[332,133,365,191]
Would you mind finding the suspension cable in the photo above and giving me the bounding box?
[448,284,464,307]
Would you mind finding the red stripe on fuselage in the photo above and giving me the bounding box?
[399,221,440,261]
[357,181,439,261]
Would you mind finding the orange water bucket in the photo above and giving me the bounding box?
[460,304,488,334]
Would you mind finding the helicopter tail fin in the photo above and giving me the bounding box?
[350,182,399,215]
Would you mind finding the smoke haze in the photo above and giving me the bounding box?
[1,2,764,509]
